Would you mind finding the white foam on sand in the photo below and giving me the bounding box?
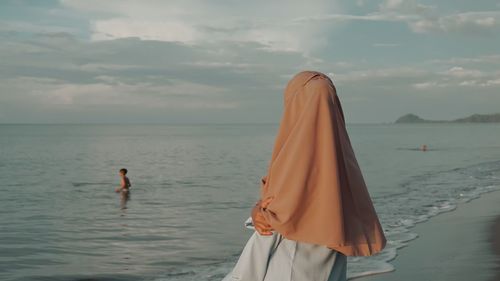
[345,160,500,280]
[154,161,500,281]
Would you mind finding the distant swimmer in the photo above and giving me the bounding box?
[116,168,132,193]
[116,168,131,209]
[396,144,436,151]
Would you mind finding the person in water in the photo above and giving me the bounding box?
[223,71,386,281]
[116,168,131,193]
[116,168,131,209]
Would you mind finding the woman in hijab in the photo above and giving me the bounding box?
[223,71,386,281]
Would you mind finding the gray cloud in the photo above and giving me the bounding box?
[296,0,500,35]
[0,30,313,123]
[1,0,499,124]
[61,0,341,54]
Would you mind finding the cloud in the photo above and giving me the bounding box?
[457,77,500,87]
[427,55,500,66]
[0,31,314,123]
[407,11,500,34]
[411,64,500,90]
[0,74,235,109]
[60,0,341,54]
[442,67,483,78]
[333,67,426,82]
[181,61,257,70]
[334,60,500,92]
[295,0,500,35]
[0,20,76,34]
[292,13,417,24]
[379,0,433,14]
[294,0,433,31]
[485,78,500,86]
[412,81,442,89]
[381,0,404,10]
[2,0,500,123]
[377,1,500,34]
[437,12,500,33]
[409,19,437,33]
[90,19,200,43]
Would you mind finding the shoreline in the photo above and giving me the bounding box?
[490,215,500,280]
[358,189,500,281]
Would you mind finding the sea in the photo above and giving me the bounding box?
[1,123,500,281]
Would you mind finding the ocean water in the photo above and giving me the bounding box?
[1,123,500,281]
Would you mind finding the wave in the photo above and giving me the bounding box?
[346,160,500,279]
[153,160,500,281]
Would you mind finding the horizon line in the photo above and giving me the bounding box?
[0,121,391,125]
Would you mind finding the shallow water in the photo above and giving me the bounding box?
[1,123,500,281]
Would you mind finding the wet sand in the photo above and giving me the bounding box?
[359,190,500,281]
[490,215,500,281]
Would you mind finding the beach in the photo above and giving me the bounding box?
[2,0,500,279]
[491,215,500,280]
[360,190,500,281]
[1,123,500,281]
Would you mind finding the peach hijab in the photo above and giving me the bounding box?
[259,71,386,256]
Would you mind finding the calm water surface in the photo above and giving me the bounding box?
[1,124,500,281]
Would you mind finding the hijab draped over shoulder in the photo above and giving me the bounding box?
[259,71,386,257]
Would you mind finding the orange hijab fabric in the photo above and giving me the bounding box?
[259,71,386,257]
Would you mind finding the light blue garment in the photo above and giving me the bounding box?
[223,225,347,281]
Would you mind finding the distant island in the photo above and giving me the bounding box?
[395,113,500,123]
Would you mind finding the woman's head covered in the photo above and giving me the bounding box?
[259,71,386,257]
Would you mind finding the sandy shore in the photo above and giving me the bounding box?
[490,215,500,281]
[359,190,500,281]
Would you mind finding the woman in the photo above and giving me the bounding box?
[223,71,386,281]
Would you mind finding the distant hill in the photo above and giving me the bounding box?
[395,113,500,123]
[453,113,500,123]
[395,114,431,123]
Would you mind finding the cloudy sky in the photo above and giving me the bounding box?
[1,0,499,123]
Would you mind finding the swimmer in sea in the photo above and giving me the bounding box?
[116,168,131,209]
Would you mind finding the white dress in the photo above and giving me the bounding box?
[223,220,347,281]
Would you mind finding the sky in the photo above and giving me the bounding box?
[0,0,499,124]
